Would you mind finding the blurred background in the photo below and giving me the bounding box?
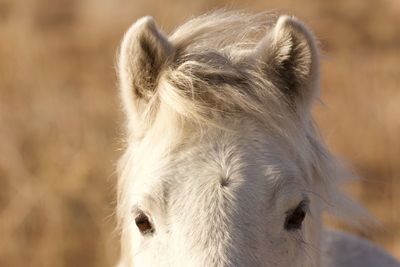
[0,0,399,266]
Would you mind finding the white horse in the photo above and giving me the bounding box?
[116,11,400,267]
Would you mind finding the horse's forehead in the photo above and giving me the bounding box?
[165,127,303,197]
[174,127,293,167]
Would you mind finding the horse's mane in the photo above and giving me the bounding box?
[170,11,274,52]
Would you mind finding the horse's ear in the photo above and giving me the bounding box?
[118,16,174,132]
[254,15,319,112]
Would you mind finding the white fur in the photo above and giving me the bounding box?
[116,11,400,267]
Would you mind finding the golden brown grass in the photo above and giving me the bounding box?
[0,0,399,266]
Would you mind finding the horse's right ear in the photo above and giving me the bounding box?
[118,16,174,132]
[254,15,319,114]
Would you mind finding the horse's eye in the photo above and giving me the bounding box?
[284,201,307,231]
[135,212,154,235]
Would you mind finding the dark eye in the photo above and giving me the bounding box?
[284,201,307,231]
[135,212,154,235]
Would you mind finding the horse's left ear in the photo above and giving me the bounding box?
[254,15,319,112]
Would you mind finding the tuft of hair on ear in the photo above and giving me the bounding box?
[118,16,174,132]
[254,15,319,113]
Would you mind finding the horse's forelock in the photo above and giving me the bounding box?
[136,11,319,134]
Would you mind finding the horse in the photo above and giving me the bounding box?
[115,11,400,267]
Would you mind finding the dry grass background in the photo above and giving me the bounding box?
[0,0,399,266]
